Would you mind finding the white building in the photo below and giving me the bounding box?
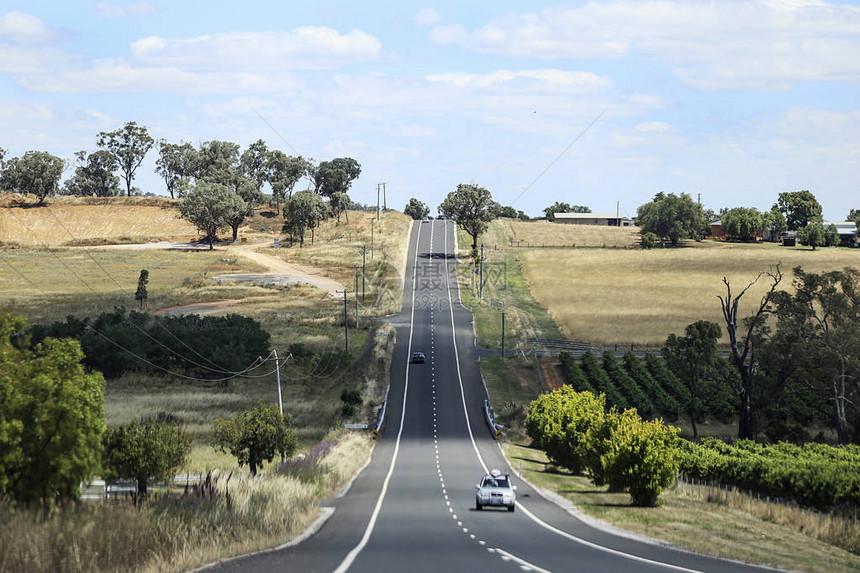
[553,212,633,226]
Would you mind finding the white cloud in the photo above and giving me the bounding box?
[426,69,612,93]
[427,1,860,89]
[129,27,382,71]
[0,11,52,43]
[93,2,156,19]
[19,59,301,94]
[414,7,443,27]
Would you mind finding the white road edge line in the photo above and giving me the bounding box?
[442,222,704,573]
[332,220,428,573]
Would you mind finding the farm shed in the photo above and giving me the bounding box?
[553,212,633,226]
[825,221,858,247]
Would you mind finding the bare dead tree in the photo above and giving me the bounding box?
[718,265,783,440]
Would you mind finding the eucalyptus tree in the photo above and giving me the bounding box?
[97,121,154,196]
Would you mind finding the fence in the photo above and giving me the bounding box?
[81,474,206,501]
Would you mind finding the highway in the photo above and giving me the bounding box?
[206,219,775,573]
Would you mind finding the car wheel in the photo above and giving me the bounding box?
[476,500,482,510]
[508,504,515,512]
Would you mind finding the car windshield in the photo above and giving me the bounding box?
[483,476,509,488]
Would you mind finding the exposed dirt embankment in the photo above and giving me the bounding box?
[0,202,198,246]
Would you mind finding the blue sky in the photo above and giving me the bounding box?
[2,1,860,220]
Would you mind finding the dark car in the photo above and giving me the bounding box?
[410,352,426,364]
[436,214,445,219]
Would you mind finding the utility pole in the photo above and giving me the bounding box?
[382,182,387,210]
[479,243,484,300]
[501,312,506,360]
[351,265,361,328]
[338,290,349,352]
[362,245,367,302]
[376,183,381,220]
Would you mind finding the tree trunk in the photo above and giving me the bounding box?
[232,223,239,241]
[249,461,257,477]
[833,357,849,445]
[137,477,148,498]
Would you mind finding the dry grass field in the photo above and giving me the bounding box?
[481,218,641,249]
[519,242,860,345]
[0,199,198,246]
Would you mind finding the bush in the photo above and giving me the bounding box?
[596,410,680,506]
[640,231,658,249]
[524,387,606,474]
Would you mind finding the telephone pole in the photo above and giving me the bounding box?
[382,182,387,210]
[362,245,367,302]
[338,290,349,352]
[501,312,506,360]
[351,265,361,329]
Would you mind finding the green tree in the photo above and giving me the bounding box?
[404,198,430,220]
[847,209,860,225]
[194,140,240,185]
[663,321,722,439]
[594,409,680,506]
[213,401,297,476]
[283,189,329,247]
[330,191,351,224]
[636,192,707,246]
[721,207,763,242]
[155,140,196,199]
[774,190,823,231]
[438,183,501,257]
[135,269,149,310]
[524,386,606,474]
[240,139,270,194]
[101,419,190,498]
[824,224,840,247]
[0,312,105,505]
[97,122,154,196]
[797,222,826,250]
[770,267,860,444]
[63,150,121,198]
[311,157,361,198]
[543,201,571,221]
[762,207,787,241]
[266,151,307,206]
[718,267,784,440]
[178,181,241,249]
[0,151,65,205]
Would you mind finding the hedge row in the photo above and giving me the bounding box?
[679,438,860,511]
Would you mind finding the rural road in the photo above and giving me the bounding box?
[203,220,776,573]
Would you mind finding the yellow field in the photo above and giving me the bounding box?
[0,201,198,246]
[519,242,860,345]
[482,218,641,249]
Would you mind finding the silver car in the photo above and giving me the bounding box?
[475,469,516,512]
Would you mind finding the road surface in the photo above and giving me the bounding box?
[204,219,775,573]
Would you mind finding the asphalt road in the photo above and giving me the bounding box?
[204,219,777,573]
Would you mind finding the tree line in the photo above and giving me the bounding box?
[635,189,858,248]
[0,123,362,249]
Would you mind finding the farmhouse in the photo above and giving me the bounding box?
[553,212,633,226]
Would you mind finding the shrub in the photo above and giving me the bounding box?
[525,387,606,473]
[598,410,680,506]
